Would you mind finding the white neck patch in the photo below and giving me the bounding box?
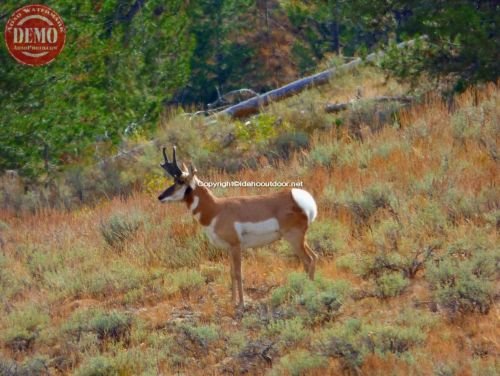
[190,195,199,212]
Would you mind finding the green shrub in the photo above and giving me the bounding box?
[0,254,25,301]
[99,211,144,248]
[444,188,480,222]
[434,362,458,376]
[0,355,50,376]
[164,235,204,268]
[470,358,499,376]
[75,355,117,376]
[309,142,342,167]
[1,304,50,352]
[226,330,248,356]
[307,219,349,256]
[164,268,205,295]
[64,309,132,343]
[338,183,397,226]
[180,323,220,347]
[367,325,425,354]
[426,248,497,314]
[266,317,307,346]
[270,350,328,376]
[375,272,409,298]
[371,218,401,252]
[274,131,309,158]
[316,315,427,371]
[270,272,350,323]
[412,200,447,234]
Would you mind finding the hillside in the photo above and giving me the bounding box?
[0,69,498,374]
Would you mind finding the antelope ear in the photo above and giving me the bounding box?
[189,163,198,175]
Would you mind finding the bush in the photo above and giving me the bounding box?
[180,323,220,348]
[307,219,349,256]
[270,350,328,376]
[309,142,342,167]
[375,272,409,298]
[274,131,309,159]
[338,183,397,227]
[164,268,205,296]
[0,254,25,301]
[265,317,307,347]
[64,309,132,343]
[270,272,350,323]
[316,314,428,371]
[426,248,497,314]
[99,211,144,249]
[1,304,50,352]
[0,355,50,376]
[75,355,117,376]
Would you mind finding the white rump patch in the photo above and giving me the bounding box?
[234,218,281,249]
[291,188,317,224]
[204,217,230,249]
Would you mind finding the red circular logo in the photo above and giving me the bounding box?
[4,4,66,66]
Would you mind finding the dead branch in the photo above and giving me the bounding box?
[325,95,415,113]
[220,37,427,119]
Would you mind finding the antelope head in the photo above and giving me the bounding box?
[158,146,197,202]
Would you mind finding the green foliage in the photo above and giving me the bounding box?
[156,235,205,269]
[234,114,279,145]
[426,247,498,315]
[0,0,194,178]
[99,211,144,248]
[337,183,397,227]
[164,268,205,295]
[307,219,349,256]
[377,1,498,91]
[1,304,50,352]
[184,0,257,103]
[316,312,430,370]
[270,272,351,323]
[0,253,26,302]
[180,323,220,347]
[375,272,409,298]
[309,142,342,168]
[270,349,328,376]
[273,131,310,159]
[0,355,50,376]
[75,355,118,376]
[265,317,307,347]
[64,308,133,343]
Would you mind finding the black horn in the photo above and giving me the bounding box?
[160,146,183,178]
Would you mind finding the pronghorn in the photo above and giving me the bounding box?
[158,146,318,309]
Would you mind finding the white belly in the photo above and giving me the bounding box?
[234,218,281,249]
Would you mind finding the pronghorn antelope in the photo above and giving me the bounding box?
[158,146,318,309]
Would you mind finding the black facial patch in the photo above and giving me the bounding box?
[158,184,177,201]
[184,186,193,198]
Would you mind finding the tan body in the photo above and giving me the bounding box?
[183,181,318,309]
[158,147,318,309]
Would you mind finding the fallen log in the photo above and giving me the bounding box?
[221,37,426,119]
[325,95,414,113]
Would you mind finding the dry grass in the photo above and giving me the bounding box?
[0,80,498,375]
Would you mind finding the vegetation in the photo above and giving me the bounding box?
[0,1,498,374]
[1,77,497,373]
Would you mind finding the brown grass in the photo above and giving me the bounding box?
[0,81,498,375]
